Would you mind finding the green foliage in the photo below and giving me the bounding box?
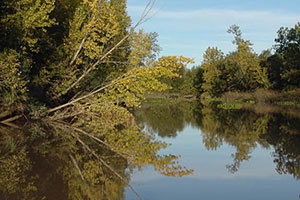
[0,0,194,115]
[1,0,56,53]
[193,66,204,95]
[0,49,28,107]
[217,103,243,110]
[193,22,300,97]
[276,101,300,108]
[201,47,227,96]
[39,0,125,96]
[158,56,195,93]
[227,25,269,91]
[259,51,284,90]
[135,101,199,138]
[99,56,194,107]
[128,29,160,68]
[179,67,199,95]
[104,56,191,107]
[195,25,270,97]
[274,22,300,89]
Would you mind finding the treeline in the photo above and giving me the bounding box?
[134,102,300,179]
[0,0,193,117]
[171,23,300,98]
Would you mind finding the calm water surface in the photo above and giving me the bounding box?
[127,102,300,200]
[1,102,300,200]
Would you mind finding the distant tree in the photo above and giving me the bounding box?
[196,25,270,97]
[274,22,300,89]
[201,47,227,96]
[193,66,204,96]
[225,25,270,91]
[259,50,284,90]
[160,57,194,94]
[179,67,198,95]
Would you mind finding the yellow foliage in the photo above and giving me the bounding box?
[104,56,194,107]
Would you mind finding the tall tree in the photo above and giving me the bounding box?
[128,29,160,69]
[274,22,300,89]
[225,25,269,91]
[201,47,227,96]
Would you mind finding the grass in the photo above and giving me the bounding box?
[143,92,197,105]
[275,101,300,108]
[217,103,243,110]
[143,96,193,105]
[222,89,280,104]
[209,88,300,110]
[145,89,300,111]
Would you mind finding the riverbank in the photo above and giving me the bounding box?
[144,89,300,117]
[204,89,300,117]
[143,93,197,105]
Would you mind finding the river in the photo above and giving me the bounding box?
[0,101,299,200]
[127,101,300,200]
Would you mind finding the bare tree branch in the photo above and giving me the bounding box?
[69,131,144,200]
[59,0,155,97]
[69,32,89,66]
[69,154,87,183]
[49,120,130,159]
[0,115,22,123]
[47,74,130,113]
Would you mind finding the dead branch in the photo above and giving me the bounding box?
[0,122,21,129]
[59,0,155,97]
[69,32,89,66]
[0,115,23,129]
[0,111,11,119]
[69,154,87,184]
[70,131,144,200]
[47,74,130,114]
[48,120,130,159]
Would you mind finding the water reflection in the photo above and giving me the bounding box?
[0,118,192,200]
[135,101,300,179]
[134,102,201,138]
[0,123,128,200]
[1,101,300,200]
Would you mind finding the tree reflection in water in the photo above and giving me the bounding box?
[1,101,300,199]
[135,101,300,179]
[134,102,201,138]
[0,118,193,200]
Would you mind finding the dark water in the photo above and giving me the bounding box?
[1,102,300,200]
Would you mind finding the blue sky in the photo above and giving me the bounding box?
[127,0,300,65]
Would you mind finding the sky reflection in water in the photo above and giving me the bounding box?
[127,103,300,200]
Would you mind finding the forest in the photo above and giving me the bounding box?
[181,23,300,102]
[0,1,194,199]
[0,0,300,199]
[0,0,195,116]
[1,0,300,116]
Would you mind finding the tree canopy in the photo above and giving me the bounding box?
[192,23,300,97]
